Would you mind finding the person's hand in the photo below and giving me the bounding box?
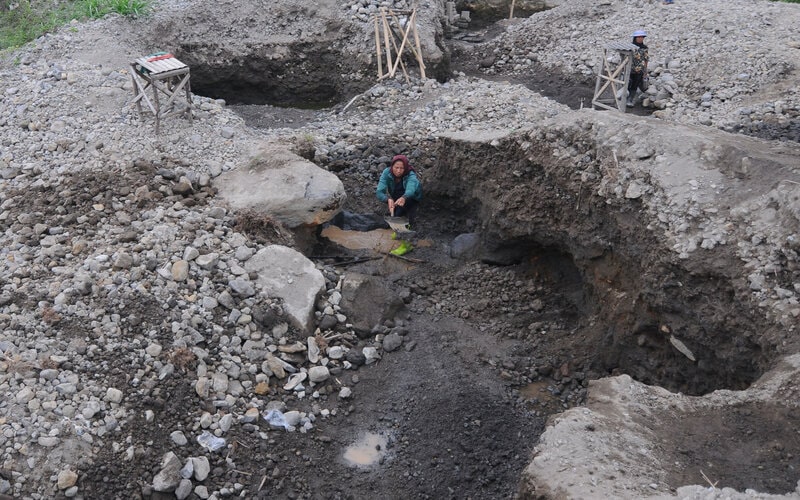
[395,197,406,207]
[388,199,395,213]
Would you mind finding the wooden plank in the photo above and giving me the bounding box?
[149,67,190,80]
[135,55,185,69]
[592,53,604,110]
[387,9,425,78]
[593,55,628,102]
[134,65,189,80]
[618,57,633,112]
[606,41,638,51]
[131,73,156,115]
[591,100,618,111]
[135,57,188,76]
[384,10,410,81]
[163,74,191,108]
[388,10,421,61]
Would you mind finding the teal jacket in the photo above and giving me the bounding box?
[376,168,422,202]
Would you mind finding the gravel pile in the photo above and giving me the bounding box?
[345,0,414,22]
[472,0,800,138]
[1,0,799,497]
[0,37,420,499]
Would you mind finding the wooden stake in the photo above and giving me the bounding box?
[341,94,362,113]
[510,0,516,19]
[380,10,394,78]
[374,15,383,79]
[382,9,410,82]
[410,10,426,79]
[389,9,414,79]
[388,252,426,264]
[700,470,718,489]
[390,10,425,79]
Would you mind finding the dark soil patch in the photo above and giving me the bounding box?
[228,103,324,129]
[655,403,800,494]
[228,315,545,500]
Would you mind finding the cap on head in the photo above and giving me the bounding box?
[632,30,647,38]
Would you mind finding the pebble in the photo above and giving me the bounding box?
[170,431,188,446]
[57,469,78,489]
[192,457,211,481]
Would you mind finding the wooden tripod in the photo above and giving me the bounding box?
[373,8,426,83]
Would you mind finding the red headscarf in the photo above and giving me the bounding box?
[391,154,413,176]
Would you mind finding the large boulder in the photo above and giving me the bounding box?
[520,354,800,499]
[216,146,345,228]
[338,272,406,337]
[244,245,325,332]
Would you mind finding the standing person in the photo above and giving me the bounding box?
[376,154,422,227]
[627,30,649,107]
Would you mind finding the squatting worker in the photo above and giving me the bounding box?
[376,154,422,227]
[627,30,649,107]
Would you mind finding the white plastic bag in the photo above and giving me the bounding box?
[197,430,226,451]
[263,409,291,430]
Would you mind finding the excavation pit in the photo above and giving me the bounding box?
[309,123,797,494]
[325,153,767,399]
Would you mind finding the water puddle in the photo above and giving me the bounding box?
[321,226,432,253]
[343,432,389,467]
[519,380,564,411]
[321,226,397,253]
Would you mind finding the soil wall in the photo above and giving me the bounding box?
[425,129,776,395]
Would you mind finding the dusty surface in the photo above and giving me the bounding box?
[1,0,800,499]
[521,357,800,499]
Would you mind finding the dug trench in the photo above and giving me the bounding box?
[65,21,794,500]
[302,128,798,496]
[5,123,791,500]
[68,134,797,498]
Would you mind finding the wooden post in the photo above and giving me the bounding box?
[379,9,410,82]
[389,9,414,78]
[391,11,422,60]
[380,10,394,78]
[510,0,516,19]
[152,79,161,134]
[410,10,426,79]
[374,15,383,79]
[374,8,426,82]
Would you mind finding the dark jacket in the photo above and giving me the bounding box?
[631,40,649,74]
